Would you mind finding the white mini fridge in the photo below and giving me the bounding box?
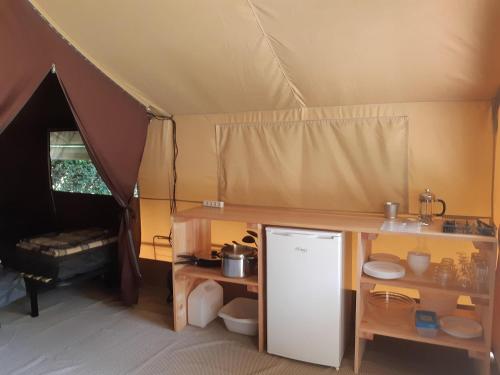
[266,227,346,369]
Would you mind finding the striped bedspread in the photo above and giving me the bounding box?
[17,228,117,258]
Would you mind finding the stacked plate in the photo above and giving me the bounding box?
[366,291,416,326]
[363,260,405,279]
[440,316,483,339]
[369,253,400,263]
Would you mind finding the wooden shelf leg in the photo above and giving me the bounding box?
[171,217,211,331]
[473,356,491,375]
[354,284,372,374]
[354,337,366,374]
[472,240,496,375]
[173,275,199,331]
[354,232,376,373]
[172,274,188,331]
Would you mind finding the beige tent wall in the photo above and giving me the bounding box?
[139,101,494,291]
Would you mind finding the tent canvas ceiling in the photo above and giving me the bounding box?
[30,0,500,115]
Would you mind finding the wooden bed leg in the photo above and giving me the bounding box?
[26,281,39,317]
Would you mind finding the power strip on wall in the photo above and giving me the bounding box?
[203,200,224,208]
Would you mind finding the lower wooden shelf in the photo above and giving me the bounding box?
[359,306,488,354]
[176,265,259,287]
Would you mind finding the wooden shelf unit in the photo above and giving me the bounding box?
[171,204,498,373]
[355,232,497,375]
[171,215,266,352]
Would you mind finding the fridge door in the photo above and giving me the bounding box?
[266,227,344,367]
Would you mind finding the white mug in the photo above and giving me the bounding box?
[407,251,431,276]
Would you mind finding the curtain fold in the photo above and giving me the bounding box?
[138,118,174,199]
[0,0,148,304]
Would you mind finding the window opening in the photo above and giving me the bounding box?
[49,130,111,195]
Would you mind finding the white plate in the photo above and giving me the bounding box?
[369,253,401,263]
[363,261,405,279]
[440,316,483,339]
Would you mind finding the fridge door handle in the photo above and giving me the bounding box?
[270,232,335,240]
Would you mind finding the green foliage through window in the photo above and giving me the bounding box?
[51,159,111,195]
[49,131,138,197]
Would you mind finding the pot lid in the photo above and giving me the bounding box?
[221,244,256,259]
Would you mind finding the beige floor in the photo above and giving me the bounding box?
[0,282,492,375]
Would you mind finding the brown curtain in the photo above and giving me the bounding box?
[0,0,149,304]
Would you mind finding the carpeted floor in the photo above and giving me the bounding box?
[0,281,492,375]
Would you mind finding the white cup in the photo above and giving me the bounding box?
[407,251,431,276]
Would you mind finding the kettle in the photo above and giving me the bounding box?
[419,188,446,225]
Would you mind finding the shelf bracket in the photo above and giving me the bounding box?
[359,331,374,340]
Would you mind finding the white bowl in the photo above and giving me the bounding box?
[407,251,431,276]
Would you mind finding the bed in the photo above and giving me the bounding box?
[13,227,118,316]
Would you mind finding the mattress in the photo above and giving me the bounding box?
[17,228,117,257]
[14,228,117,281]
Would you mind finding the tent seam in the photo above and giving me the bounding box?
[246,0,305,109]
[215,115,409,128]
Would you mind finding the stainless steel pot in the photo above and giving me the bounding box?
[220,244,257,278]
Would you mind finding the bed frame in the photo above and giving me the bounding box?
[22,265,114,317]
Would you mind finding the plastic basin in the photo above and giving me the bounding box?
[218,297,258,336]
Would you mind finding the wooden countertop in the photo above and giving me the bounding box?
[173,205,497,243]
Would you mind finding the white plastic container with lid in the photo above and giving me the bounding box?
[187,280,223,328]
[218,297,258,336]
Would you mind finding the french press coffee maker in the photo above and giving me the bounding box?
[419,188,446,225]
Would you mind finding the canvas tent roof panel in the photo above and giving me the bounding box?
[29,0,300,114]
[30,0,500,115]
[252,0,500,106]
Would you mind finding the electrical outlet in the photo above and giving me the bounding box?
[203,200,224,208]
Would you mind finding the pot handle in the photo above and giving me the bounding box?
[174,260,195,265]
[435,199,446,216]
